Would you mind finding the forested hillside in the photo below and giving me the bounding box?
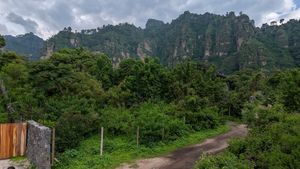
[196,69,300,169]
[4,33,44,60]
[1,10,300,169]
[0,32,299,168]
[42,11,300,73]
[2,11,300,73]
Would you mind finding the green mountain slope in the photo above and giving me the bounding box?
[10,11,300,72]
[4,32,44,60]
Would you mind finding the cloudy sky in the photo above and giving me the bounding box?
[0,0,300,39]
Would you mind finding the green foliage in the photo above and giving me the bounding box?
[0,51,25,69]
[103,86,133,107]
[238,38,273,69]
[195,68,300,169]
[99,107,134,135]
[135,102,189,144]
[91,101,222,147]
[173,61,228,111]
[0,35,5,48]
[39,12,300,73]
[267,69,300,112]
[198,103,300,169]
[56,112,99,152]
[54,125,229,169]
[0,43,299,169]
[186,107,221,131]
[225,69,266,117]
[119,58,173,103]
[196,152,252,169]
[242,103,285,129]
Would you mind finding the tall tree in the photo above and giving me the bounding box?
[0,35,5,48]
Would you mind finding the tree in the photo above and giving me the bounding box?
[0,35,5,48]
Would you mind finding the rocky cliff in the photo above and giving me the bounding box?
[32,12,300,72]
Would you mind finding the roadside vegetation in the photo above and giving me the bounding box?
[196,69,300,168]
[0,35,299,168]
[55,125,228,169]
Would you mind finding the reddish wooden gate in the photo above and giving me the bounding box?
[0,123,27,159]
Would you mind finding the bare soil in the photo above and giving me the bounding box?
[0,159,30,169]
[117,123,248,169]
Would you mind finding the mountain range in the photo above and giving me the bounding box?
[3,11,300,73]
[3,32,44,61]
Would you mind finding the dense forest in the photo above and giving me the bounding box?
[0,30,299,168]
[42,12,300,73]
[4,11,300,74]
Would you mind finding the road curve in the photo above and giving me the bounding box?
[117,123,248,169]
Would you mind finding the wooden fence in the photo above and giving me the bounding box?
[0,123,27,159]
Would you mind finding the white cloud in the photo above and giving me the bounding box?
[283,7,300,21]
[0,0,299,39]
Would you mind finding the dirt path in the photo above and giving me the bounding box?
[117,123,248,169]
[0,159,29,169]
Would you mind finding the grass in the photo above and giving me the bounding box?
[54,125,230,169]
[10,156,34,169]
[10,156,27,162]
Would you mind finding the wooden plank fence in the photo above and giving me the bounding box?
[0,123,27,159]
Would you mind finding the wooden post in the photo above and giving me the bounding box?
[100,127,104,156]
[136,126,139,148]
[51,128,56,165]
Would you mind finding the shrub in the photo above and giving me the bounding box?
[186,107,221,131]
[135,102,189,145]
[225,106,300,169]
[99,107,134,135]
[56,112,99,152]
[196,152,253,169]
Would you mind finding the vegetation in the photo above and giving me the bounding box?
[3,12,300,73]
[0,35,5,48]
[0,17,300,169]
[196,69,300,169]
[54,125,229,169]
[0,47,229,151]
[42,12,299,73]
[3,33,44,60]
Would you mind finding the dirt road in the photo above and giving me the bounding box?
[117,123,247,169]
[0,159,29,169]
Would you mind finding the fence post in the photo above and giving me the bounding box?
[51,128,56,165]
[136,126,139,148]
[100,127,104,156]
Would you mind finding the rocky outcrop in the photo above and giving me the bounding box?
[38,11,298,72]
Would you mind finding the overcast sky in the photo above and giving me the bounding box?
[0,0,300,39]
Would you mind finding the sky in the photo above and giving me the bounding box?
[0,0,300,39]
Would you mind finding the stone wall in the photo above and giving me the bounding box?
[26,120,51,169]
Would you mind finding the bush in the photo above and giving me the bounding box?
[56,112,99,152]
[186,107,221,131]
[99,107,134,135]
[135,102,189,145]
[242,103,285,129]
[228,107,300,169]
[196,152,252,169]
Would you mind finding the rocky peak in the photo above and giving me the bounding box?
[146,19,165,30]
